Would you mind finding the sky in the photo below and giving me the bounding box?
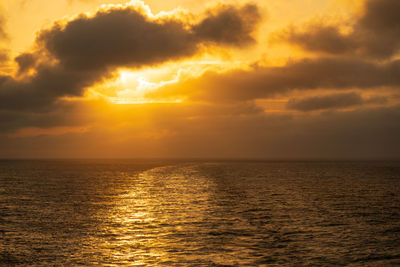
[0,0,399,159]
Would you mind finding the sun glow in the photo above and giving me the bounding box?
[106,69,185,104]
[89,58,237,105]
[86,68,183,104]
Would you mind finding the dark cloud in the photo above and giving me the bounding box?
[286,92,364,111]
[0,63,109,111]
[0,3,260,112]
[0,101,88,134]
[193,4,261,46]
[275,0,400,59]
[356,0,400,58]
[15,53,38,75]
[39,3,260,71]
[152,58,400,102]
[39,9,195,71]
[275,24,357,55]
[287,92,389,112]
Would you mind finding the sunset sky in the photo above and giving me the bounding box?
[0,0,399,159]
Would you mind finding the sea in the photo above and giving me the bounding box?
[0,160,399,266]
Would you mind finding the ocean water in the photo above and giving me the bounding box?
[0,160,399,266]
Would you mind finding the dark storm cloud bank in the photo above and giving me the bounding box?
[288,105,400,159]
[152,57,400,102]
[0,3,260,112]
[275,0,400,59]
[2,104,400,159]
[0,102,85,134]
[162,104,400,159]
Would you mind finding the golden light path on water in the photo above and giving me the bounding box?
[98,165,220,265]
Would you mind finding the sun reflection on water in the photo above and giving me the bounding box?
[98,165,215,264]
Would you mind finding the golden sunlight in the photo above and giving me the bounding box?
[90,58,238,105]
[109,70,184,104]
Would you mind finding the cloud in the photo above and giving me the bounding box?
[0,64,106,111]
[193,4,261,47]
[151,57,400,102]
[0,98,94,136]
[38,3,260,71]
[356,0,400,58]
[287,92,389,112]
[38,8,195,71]
[275,0,400,59]
[15,53,38,75]
[286,92,364,111]
[274,24,357,55]
[0,2,260,112]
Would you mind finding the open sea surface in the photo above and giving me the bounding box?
[0,160,399,266]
